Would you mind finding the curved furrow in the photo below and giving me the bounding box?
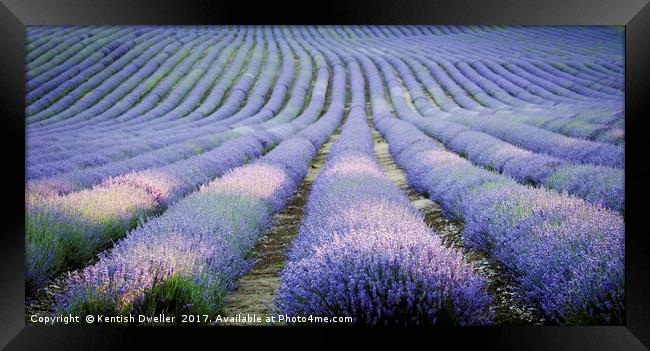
[360,47,624,167]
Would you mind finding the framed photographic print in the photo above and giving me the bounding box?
[1,0,648,349]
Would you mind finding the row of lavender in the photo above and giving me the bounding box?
[365,44,624,212]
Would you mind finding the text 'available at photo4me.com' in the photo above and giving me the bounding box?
[29,313,354,325]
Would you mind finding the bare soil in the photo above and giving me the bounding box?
[25,266,88,323]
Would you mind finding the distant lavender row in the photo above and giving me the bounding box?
[361,39,624,160]
[311,30,624,212]
[342,34,623,148]
[26,30,193,123]
[26,26,118,77]
[27,28,148,105]
[412,114,624,212]
[26,28,236,126]
[26,29,176,124]
[58,30,256,134]
[26,31,242,160]
[27,26,621,131]
[443,112,623,168]
[29,31,227,130]
[44,27,287,137]
[26,26,624,162]
[27,26,94,63]
[375,27,622,98]
[26,27,143,100]
[372,30,623,124]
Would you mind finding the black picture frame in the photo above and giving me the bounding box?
[1,0,648,349]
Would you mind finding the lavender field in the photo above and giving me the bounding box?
[25,25,625,326]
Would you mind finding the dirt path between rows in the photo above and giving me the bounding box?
[370,127,545,325]
[219,128,339,326]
